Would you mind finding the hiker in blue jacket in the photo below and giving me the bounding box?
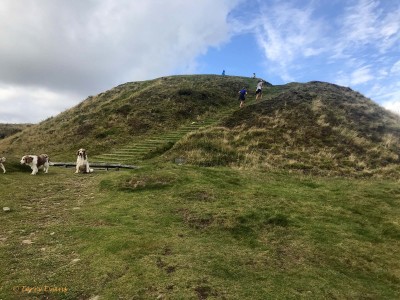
[238,87,247,108]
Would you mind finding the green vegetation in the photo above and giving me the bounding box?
[0,75,259,161]
[0,165,399,299]
[1,75,400,298]
[166,81,400,177]
[0,123,31,139]
[1,76,399,178]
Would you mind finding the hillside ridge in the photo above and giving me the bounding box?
[0,75,262,160]
[0,75,399,177]
[163,80,400,177]
[92,81,273,164]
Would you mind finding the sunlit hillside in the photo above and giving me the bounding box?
[1,75,399,177]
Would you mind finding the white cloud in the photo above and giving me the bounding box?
[350,66,374,85]
[0,0,239,123]
[341,0,379,44]
[254,2,326,71]
[0,83,80,123]
[246,0,399,111]
[366,81,400,115]
[334,66,374,88]
[382,99,400,115]
[391,60,400,74]
[338,0,400,53]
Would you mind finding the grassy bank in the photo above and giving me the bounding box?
[1,164,399,299]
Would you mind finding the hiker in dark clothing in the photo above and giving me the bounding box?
[238,87,247,108]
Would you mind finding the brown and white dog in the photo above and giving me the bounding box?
[76,148,93,173]
[20,154,50,175]
[0,157,6,173]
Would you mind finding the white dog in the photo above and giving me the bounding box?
[0,157,6,173]
[20,154,50,175]
[76,148,94,173]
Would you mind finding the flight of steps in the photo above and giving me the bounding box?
[92,112,230,164]
[92,96,264,164]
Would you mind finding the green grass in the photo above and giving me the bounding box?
[0,75,260,160]
[167,81,400,177]
[1,76,400,299]
[0,124,31,139]
[1,163,399,299]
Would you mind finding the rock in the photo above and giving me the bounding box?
[3,207,11,212]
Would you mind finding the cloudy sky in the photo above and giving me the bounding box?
[0,0,399,123]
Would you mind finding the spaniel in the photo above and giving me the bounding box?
[75,148,93,173]
[0,157,6,173]
[20,154,50,175]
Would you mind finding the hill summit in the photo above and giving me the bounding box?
[165,80,400,177]
[1,75,399,177]
[0,75,257,160]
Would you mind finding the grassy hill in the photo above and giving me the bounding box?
[166,81,400,177]
[1,75,400,299]
[0,123,31,139]
[0,75,260,161]
[1,75,399,178]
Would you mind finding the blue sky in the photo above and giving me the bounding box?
[198,0,400,108]
[0,0,399,123]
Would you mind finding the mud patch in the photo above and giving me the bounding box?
[194,286,212,299]
[178,209,214,229]
[180,189,215,202]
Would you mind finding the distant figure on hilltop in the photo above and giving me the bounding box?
[255,80,263,101]
[222,70,225,76]
[252,73,256,78]
[238,87,247,108]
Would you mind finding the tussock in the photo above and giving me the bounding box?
[166,81,400,177]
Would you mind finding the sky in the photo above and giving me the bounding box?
[0,0,399,123]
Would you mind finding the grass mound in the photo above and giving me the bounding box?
[0,123,31,139]
[0,75,258,161]
[166,82,400,177]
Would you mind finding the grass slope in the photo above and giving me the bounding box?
[166,81,400,177]
[1,76,398,178]
[0,165,399,299]
[1,76,400,299]
[0,123,31,139]
[0,75,260,162]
